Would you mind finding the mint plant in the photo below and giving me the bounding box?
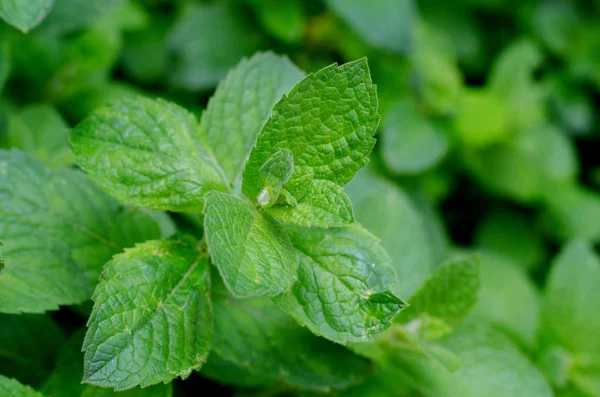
[0,53,405,392]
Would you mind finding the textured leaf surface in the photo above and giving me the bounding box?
[0,314,65,387]
[201,52,304,185]
[242,58,379,225]
[541,241,600,355]
[266,179,355,227]
[71,97,226,212]
[0,375,46,397]
[83,236,212,390]
[0,150,161,313]
[275,224,405,344]
[468,251,540,348]
[439,324,553,397]
[0,0,53,33]
[258,149,295,205]
[204,192,297,297]
[381,99,448,174]
[202,278,371,391]
[346,169,434,297]
[325,0,417,54]
[399,256,479,324]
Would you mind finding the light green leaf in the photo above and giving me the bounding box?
[71,97,226,212]
[325,0,418,54]
[381,99,448,175]
[438,324,553,397]
[0,150,161,313]
[0,0,53,33]
[201,52,305,185]
[265,179,355,227]
[38,0,124,34]
[488,39,547,130]
[468,252,540,348]
[202,278,371,391]
[167,3,260,91]
[0,314,65,387]
[0,375,46,397]
[541,240,600,355]
[274,224,406,344]
[204,191,297,297]
[398,256,479,324]
[83,236,211,391]
[454,89,509,147]
[258,149,295,206]
[242,58,379,227]
[4,105,74,167]
[346,169,435,298]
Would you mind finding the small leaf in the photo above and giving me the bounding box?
[83,236,212,390]
[0,375,46,397]
[204,191,298,297]
[242,58,379,226]
[201,52,305,184]
[398,256,480,324]
[258,148,295,206]
[0,0,53,33]
[71,97,226,212]
[274,224,406,344]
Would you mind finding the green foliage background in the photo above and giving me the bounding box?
[1,0,600,396]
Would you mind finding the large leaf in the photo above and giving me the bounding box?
[0,150,161,313]
[275,224,406,344]
[201,52,305,185]
[242,58,379,227]
[83,236,212,391]
[0,0,53,33]
[202,278,371,392]
[204,191,297,297]
[71,97,226,212]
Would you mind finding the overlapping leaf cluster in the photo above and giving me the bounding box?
[1,0,600,397]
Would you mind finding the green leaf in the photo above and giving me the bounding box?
[380,99,448,175]
[70,97,226,212]
[325,0,418,54]
[542,184,600,243]
[468,251,540,348]
[265,179,355,227]
[83,236,211,391]
[41,330,87,397]
[201,52,304,185]
[488,39,547,130]
[274,224,406,344]
[38,0,124,35]
[541,240,600,355]
[204,191,297,297]
[80,384,172,397]
[0,150,161,313]
[0,375,46,397]
[453,89,509,147]
[202,278,371,391]
[0,0,53,33]
[346,169,435,298]
[438,324,553,397]
[0,314,65,387]
[463,124,578,203]
[398,256,479,324]
[475,209,545,271]
[258,148,295,205]
[167,3,260,91]
[4,105,74,167]
[246,0,305,44]
[243,58,379,227]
